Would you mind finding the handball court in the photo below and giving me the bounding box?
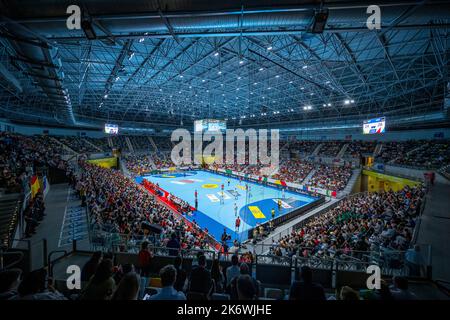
[136,170,319,243]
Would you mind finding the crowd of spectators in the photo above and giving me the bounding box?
[111,136,130,152]
[376,140,424,164]
[344,140,377,158]
[0,132,66,194]
[318,141,345,157]
[271,185,425,260]
[306,164,353,191]
[76,162,212,252]
[0,251,419,300]
[152,136,173,151]
[391,140,450,169]
[124,154,155,175]
[84,137,110,152]
[286,140,318,155]
[129,136,152,152]
[54,136,98,154]
[272,159,314,183]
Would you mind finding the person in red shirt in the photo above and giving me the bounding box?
[235,216,241,232]
[138,241,153,277]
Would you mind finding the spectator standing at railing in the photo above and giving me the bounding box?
[166,232,180,257]
[138,241,153,277]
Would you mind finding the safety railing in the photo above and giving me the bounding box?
[0,250,24,270]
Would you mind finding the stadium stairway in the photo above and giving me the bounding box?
[82,138,104,153]
[339,168,362,197]
[49,136,77,155]
[125,136,134,153]
[388,143,426,164]
[311,143,323,156]
[373,142,383,157]
[336,143,349,158]
[301,168,316,185]
[148,136,158,153]
[416,182,450,284]
[0,193,21,248]
[107,136,113,149]
[20,183,90,270]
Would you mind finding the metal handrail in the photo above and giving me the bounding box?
[48,250,68,277]
[0,251,24,270]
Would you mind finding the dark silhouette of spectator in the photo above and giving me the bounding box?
[14,268,66,300]
[340,286,360,300]
[111,272,140,300]
[167,232,180,257]
[390,276,417,300]
[81,258,116,300]
[81,251,102,282]
[236,275,256,300]
[188,255,212,296]
[289,266,326,301]
[211,259,225,293]
[174,256,187,292]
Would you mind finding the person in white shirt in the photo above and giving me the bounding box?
[147,265,186,301]
[225,255,240,287]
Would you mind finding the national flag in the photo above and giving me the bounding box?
[30,175,40,198]
[274,180,287,187]
[226,169,232,174]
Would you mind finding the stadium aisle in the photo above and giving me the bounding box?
[27,183,89,270]
[416,183,450,283]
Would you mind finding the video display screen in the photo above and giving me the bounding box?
[104,123,119,134]
[363,117,385,134]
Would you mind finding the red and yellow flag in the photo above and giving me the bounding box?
[30,175,40,198]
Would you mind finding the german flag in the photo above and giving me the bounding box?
[30,175,40,198]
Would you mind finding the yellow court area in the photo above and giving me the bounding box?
[87,157,117,169]
[236,185,246,191]
[202,183,219,189]
[248,206,266,219]
[362,170,421,193]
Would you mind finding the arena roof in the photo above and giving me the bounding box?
[0,0,449,130]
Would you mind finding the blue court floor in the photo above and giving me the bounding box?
[137,170,318,242]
